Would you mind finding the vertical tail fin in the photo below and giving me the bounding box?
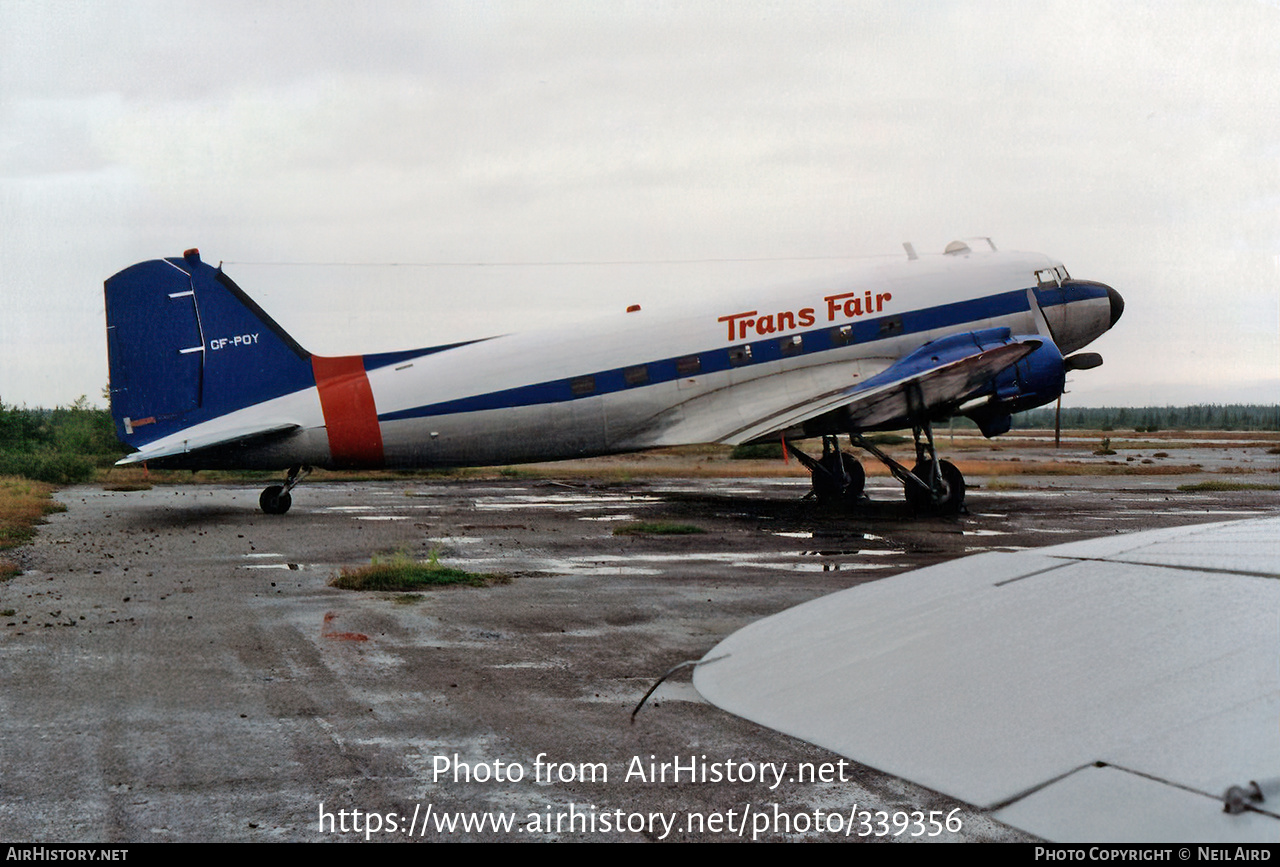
[105,249,315,448]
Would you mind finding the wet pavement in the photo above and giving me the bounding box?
[0,470,1277,841]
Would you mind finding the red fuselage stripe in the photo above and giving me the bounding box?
[311,355,385,467]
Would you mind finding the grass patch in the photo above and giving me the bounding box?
[103,483,152,492]
[0,476,65,581]
[613,522,707,536]
[0,476,65,554]
[862,433,910,446]
[1176,481,1280,492]
[983,480,1025,491]
[330,550,507,592]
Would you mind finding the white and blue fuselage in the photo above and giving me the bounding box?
[105,243,1122,490]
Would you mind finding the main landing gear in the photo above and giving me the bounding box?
[786,422,966,513]
[259,464,311,515]
[784,435,866,504]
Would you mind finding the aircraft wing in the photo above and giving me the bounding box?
[114,422,300,466]
[722,332,1039,446]
[692,517,1280,842]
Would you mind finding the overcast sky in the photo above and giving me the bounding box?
[2,0,1277,410]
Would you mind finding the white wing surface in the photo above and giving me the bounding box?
[693,517,1280,842]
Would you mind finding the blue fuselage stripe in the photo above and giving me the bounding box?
[377,286,1033,423]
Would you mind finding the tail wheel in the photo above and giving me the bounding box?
[905,459,965,513]
[813,452,866,503]
[259,485,292,515]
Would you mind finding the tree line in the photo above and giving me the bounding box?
[1010,404,1279,432]
[0,399,128,482]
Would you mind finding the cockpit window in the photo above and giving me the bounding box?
[1056,265,1070,282]
[1035,268,1060,288]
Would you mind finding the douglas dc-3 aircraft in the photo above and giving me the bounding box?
[104,239,1122,514]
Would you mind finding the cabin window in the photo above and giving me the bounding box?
[878,316,903,337]
[570,375,596,396]
[728,345,752,367]
[830,325,853,346]
[779,335,803,357]
[623,365,649,386]
[675,355,701,376]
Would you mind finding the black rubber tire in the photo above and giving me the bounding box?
[259,485,292,515]
[904,459,965,513]
[812,452,866,503]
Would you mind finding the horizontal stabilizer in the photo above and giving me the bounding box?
[115,422,300,466]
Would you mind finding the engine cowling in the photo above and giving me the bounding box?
[965,339,1067,437]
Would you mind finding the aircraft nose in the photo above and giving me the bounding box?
[1106,285,1125,328]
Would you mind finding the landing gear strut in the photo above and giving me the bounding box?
[783,435,866,503]
[788,420,966,513]
[260,464,311,515]
[852,420,965,513]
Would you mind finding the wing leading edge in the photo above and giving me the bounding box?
[724,328,1041,446]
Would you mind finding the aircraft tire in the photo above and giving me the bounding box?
[813,452,865,504]
[905,460,964,513]
[260,485,292,515]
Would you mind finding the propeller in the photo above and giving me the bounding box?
[1064,352,1103,371]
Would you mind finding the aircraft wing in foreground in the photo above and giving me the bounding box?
[105,240,1122,512]
[693,517,1280,843]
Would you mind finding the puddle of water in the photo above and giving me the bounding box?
[491,661,562,670]
[578,514,638,522]
[243,563,304,571]
[325,506,376,512]
[962,529,1009,536]
[756,562,894,572]
[356,516,410,521]
[243,552,284,558]
[473,493,660,511]
[427,536,484,544]
[977,490,1075,498]
[455,556,665,576]
[772,531,814,539]
[1145,509,1269,517]
[796,548,900,557]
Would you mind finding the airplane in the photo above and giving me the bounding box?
[103,239,1123,514]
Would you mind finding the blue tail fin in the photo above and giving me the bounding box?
[105,249,316,448]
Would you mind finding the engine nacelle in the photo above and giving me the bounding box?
[965,339,1066,438]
